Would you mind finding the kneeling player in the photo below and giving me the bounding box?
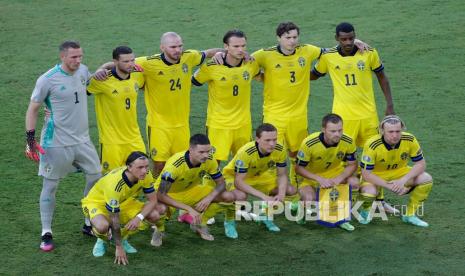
[359,115,433,227]
[295,114,359,231]
[81,151,164,265]
[222,123,297,233]
[154,134,239,243]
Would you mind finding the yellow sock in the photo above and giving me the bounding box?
[225,203,236,221]
[406,181,433,216]
[285,157,301,202]
[359,193,376,211]
[351,188,359,205]
[201,203,223,225]
[155,217,166,232]
[376,187,385,201]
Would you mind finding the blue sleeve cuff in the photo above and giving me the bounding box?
[311,68,325,77]
[210,171,222,179]
[235,167,247,173]
[143,186,155,193]
[191,76,203,86]
[373,64,384,72]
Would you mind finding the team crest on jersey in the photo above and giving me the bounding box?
[210,146,216,154]
[329,188,339,201]
[91,208,97,214]
[80,76,86,85]
[297,150,305,159]
[401,152,409,160]
[44,164,52,174]
[134,83,139,91]
[60,85,66,91]
[336,151,344,160]
[298,57,306,67]
[103,162,109,170]
[362,155,371,162]
[357,60,365,71]
[151,148,157,157]
[109,199,118,207]
[112,89,118,95]
[182,63,188,73]
[275,64,282,69]
[242,71,250,80]
[235,159,244,167]
[267,160,276,168]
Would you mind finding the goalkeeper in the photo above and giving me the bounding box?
[25,41,101,252]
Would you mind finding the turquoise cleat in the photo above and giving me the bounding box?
[402,215,429,227]
[122,239,137,253]
[262,219,280,232]
[339,222,355,231]
[92,238,106,257]
[224,220,238,239]
[359,210,371,225]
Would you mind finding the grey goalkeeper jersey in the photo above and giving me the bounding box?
[31,64,92,147]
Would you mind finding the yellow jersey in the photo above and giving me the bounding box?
[82,167,155,213]
[155,151,222,193]
[313,46,384,120]
[192,59,260,129]
[253,44,321,119]
[223,141,287,179]
[87,69,144,144]
[360,132,424,175]
[296,132,357,175]
[136,50,205,128]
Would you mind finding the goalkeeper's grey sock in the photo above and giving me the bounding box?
[40,178,59,235]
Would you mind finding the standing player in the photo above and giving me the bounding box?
[87,46,145,174]
[359,115,433,227]
[154,134,239,243]
[222,123,297,233]
[295,114,359,231]
[252,22,321,187]
[82,151,164,265]
[96,32,224,178]
[311,22,395,211]
[25,41,101,251]
[192,29,260,164]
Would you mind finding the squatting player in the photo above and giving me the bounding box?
[87,46,146,174]
[295,114,359,231]
[222,123,297,233]
[154,134,240,243]
[359,115,433,227]
[25,41,101,251]
[192,29,260,164]
[82,152,164,265]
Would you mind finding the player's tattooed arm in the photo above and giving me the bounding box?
[109,212,122,246]
[158,179,173,194]
[214,177,226,193]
